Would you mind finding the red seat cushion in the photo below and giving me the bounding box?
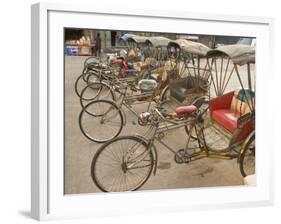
[212,109,239,133]
[175,105,197,116]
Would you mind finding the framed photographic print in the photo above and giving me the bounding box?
[31,2,274,221]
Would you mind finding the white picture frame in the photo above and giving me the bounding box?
[31,2,274,221]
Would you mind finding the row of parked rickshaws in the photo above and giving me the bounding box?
[74,34,255,192]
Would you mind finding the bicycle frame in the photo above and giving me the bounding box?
[124,108,240,176]
[94,71,176,125]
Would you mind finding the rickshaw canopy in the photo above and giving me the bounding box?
[207,44,255,66]
[145,36,172,47]
[168,39,211,56]
[127,35,148,44]
[120,33,137,41]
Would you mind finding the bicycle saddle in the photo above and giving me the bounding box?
[175,105,198,116]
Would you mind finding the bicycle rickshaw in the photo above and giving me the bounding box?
[74,34,149,98]
[78,39,211,143]
[75,35,173,100]
[161,39,211,108]
[143,36,171,63]
[77,36,172,107]
[90,44,255,192]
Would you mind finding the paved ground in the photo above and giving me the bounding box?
[64,55,247,194]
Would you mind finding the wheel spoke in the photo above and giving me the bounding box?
[240,138,255,177]
[92,137,153,192]
[79,100,123,142]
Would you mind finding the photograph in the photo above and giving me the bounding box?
[64,28,255,194]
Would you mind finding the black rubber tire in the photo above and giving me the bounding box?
[185,98,209,140]
[74,73,88,97]
[91,136,153,192]
[84,56,100,68]
[79,100,123,143]
[86,72,101,84]
[239,135,255,177]
[159,86,178,113]
[79,82,115,108]
[184,124,198,140]
[160,86,170,102]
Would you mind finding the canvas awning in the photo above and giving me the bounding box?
[207,44,255,65]
[127,35,148,44]
[145,36,172,47]
[120,33,137,41]
[168,39,211,56]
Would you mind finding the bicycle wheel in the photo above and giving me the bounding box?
[79,100,123,143]
[92,136,154,192]
[185,97,210,140]
[160,86,171,103]
[79,82,115,108]
[74,73,88,97]
[84,56,100,69]
[239,135,255,177]
[159,86,179,113]
[87,72,101,84]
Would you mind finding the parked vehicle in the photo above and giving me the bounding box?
[78,39,211,143]
[90,44,255,192]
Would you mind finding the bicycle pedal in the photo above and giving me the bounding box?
[175,149,191,164]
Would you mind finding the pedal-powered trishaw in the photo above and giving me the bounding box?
[78,60,179,143]
[90,44,255,192]
[74,58,108,97]
[143,36,171,65]
[75,35,173,100]
[78,39,210,143]
[74,35,174,102]
[74,34,148,98]
[160,39,211,109]
[78,36,172,108]
[74,53,136,98]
